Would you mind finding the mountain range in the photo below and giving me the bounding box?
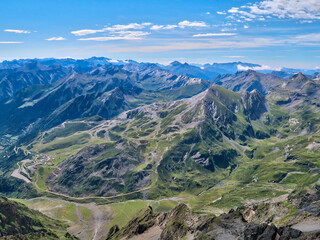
[0,57,319,240]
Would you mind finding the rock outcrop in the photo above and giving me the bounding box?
[107,202,320,240]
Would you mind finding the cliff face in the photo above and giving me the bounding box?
[241,89,268,121]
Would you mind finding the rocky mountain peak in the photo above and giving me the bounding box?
[285,72,313,89]
[170,61,183,66]
[203,85,267,122]
[291,72,310,82]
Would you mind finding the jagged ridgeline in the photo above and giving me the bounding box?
[106,200,320,240]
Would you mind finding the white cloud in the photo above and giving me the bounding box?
[0,41,23,44]
[4,29,30,34]
[163,25,178,29]
[78,31,150,41]
[228,7,239,13]
[107,22,152,31]
[150,24,178,30]
[237,64,280,71]
[206,12,211,15]
[151,25,164,30]
[46,37,66,41]
[71,29,104,36]
[178,20,208,28]
[230,0,320,21]
[217,11,227,15]
[193,33,236,37]
[250,0,320,19]
[300,20,313,23]
[221,27,238,32]
[71,22,152,36]
[73,20,207,37]
[244,25,249,29]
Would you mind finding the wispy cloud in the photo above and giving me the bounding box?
[0,41,23,44]
[78,31,150,41]
[221,28,237,32]
[217,11,227,15]
[178,20,208,28]
[72,20,207,37]
[151,25,164,30]
[71,29,104,36]
[164,25,178,29]
[108,22,152,31]
[227,7,257,21]
[4,29,30,34]
[293,33,320,41]
[300,20,313,24]
[110,38,279,53]
[46,37,66,41]
[289,33,320,45]
[109,32,320,53]
[193,33,236,37]
[150,24,178,30]
[71,22,152,36]
[237,64,279,71]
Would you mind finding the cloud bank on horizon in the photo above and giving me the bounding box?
[0,0,319,68]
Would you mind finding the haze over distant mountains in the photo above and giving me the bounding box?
[1,57,318,100]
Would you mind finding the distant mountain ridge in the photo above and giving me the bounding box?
[0,58,264,88]
[213,70,287,95]
[0,62,70,101]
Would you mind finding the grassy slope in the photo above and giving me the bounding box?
[0,196,73,239]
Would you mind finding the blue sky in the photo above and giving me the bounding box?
[0,0,319,69]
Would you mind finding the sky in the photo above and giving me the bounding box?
[0,0,319,69]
